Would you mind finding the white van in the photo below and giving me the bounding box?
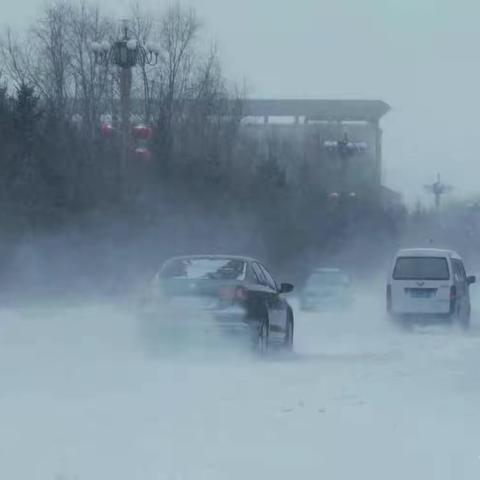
[387,248,475,327]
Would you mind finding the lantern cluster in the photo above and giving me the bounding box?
[132,124,153,162]
[328,192,357,201]
[324,132,368,159]
[91,36,159,69]
[100,122,115,138]
[99,121,154,162]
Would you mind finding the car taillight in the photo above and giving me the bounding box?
[450,285,457,300]
[235,287,248,301]
[219,286,247,303]
[386,285,392,312]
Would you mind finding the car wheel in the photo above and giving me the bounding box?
[284,310,294,351]
[459,305,471,330]
[257,317,270,355]
[448,303,461,327]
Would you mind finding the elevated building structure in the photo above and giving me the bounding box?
[237,99,390,198]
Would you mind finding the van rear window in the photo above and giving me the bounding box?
[393,257,450,280]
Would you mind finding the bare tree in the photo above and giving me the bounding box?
[0,29,31,90]
[29,0,74,115]
[67,0,113,136]
[130,2,155,123]
[159,4,200,121]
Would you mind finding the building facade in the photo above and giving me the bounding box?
[238,99,390,200]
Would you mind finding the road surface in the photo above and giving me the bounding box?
[1,292,480,480]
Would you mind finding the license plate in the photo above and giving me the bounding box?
[407,289,435,298]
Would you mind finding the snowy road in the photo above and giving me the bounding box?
[1,294,480,480]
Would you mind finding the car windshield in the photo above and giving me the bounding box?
[393,257,450,280]
[160,258,246,281]
[307,271,349,286]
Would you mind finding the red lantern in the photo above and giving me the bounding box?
[100,122,115,138]
[132,124,153,141]
[134,147,152,162]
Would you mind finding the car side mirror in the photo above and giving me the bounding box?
[467,275,476,285]
[279,282,294,294]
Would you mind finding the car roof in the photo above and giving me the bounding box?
[161,254,259,264]
[312,268,344,273]
[395,248,462,260]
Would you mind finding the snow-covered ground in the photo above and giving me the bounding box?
[1,291,480,480]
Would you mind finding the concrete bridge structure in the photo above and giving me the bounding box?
[237,99,392,202]
[121,97,396,204]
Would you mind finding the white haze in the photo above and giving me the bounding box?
[2,285,480,479]
[5,0,480,203]
[2,1,480,479]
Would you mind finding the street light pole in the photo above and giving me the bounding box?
[424,174,452,212]
[92,21,159,198]
[119,66,132,185]
[324,131,367,195]
[324,131,366,246]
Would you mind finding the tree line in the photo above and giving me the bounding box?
[0,0,402,296]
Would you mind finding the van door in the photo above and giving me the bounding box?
[391,256,452,314]
[452,259,468,316]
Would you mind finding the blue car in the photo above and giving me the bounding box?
[300,268,353,312]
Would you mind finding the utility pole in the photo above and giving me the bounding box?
[424,174,452,211]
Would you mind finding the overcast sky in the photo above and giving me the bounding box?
[4,0,480,205]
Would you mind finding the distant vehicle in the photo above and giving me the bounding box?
[141,255,294,353]
[300,268,353,311]
[387,248,475,328]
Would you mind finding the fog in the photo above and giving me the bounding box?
[2,0,480,478]
[0,199,478,480]
[0,201,478,479]
[5,0,480,202]
[2,282,480,479]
